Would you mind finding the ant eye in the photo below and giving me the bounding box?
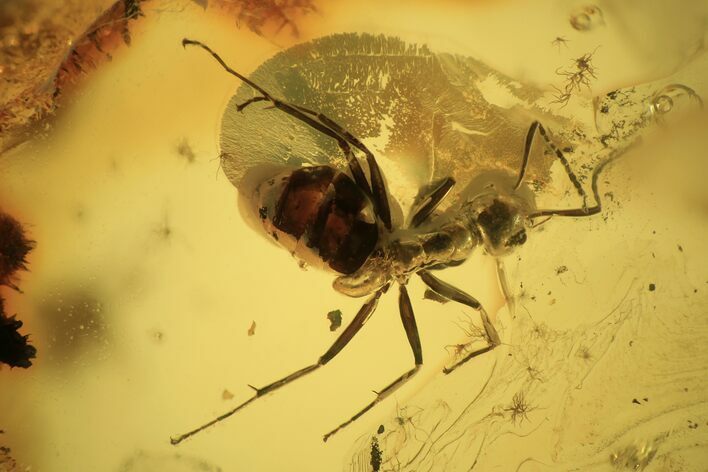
[507,230,527,246]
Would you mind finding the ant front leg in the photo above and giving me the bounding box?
[529,142,630,219]
[182,38,391,230]
[409,177,456,229]
[287,104,393,231]
[514,121,588,210]
[417,270,500,374]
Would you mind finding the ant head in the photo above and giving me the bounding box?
[469,191,530,257]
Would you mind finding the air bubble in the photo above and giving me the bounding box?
[650,84,704,123]
[570,5,605,31]
[653,95,673,114]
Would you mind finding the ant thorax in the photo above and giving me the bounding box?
[334,183,533,298]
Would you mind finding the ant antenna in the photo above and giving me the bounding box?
[182,38,272,100]
[528,139,637,219]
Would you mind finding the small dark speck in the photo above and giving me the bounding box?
[643,397,649,402]
[259,206,268,220]
[176,138,196,163]
[600,105,609,113]
[684,387,689,392]
[632,398,641,405]
[629,340,634,347]
[327,310,343,332]
[648,283,656,292]
[555,265,568,275]
[678,245,683,252]
[377,424,384,434]
[271,231,279,241]
[562,146,573,153]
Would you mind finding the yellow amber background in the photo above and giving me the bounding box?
[0,1,707,470]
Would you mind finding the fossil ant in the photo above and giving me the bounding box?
[170,36,623,445]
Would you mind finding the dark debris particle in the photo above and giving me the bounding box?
[259,206,268,220]
[555,265,568,275]
[0,212,35,290]
[176,138,196,163]
[377,424,384,434]
[648,283,656,292]
[678,244,683,252]
[632,398,641,405]
[423,288,449,304]
[0,297,37,368]
[370,436,383,472]
[327,309,342,332]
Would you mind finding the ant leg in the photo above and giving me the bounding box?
[528,143,629,219]
[235,95,269,112]
[323,284,422,442]
[409,177,456,228]
[230,97,371,200]
[513,121,540,190]
[170,287,386,446]
[495,259,516,318]
[514,121,587,210]
[233,99,372,200]
[287,104,393,231]
[182,38,391,229]
[337,139,374,202]
[535,122,587,207]
[417,270,500,374]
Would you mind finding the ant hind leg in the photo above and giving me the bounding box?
[323,284,423,442]
[170,287,387,445]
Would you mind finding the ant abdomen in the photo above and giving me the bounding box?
[253,165,379,274]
